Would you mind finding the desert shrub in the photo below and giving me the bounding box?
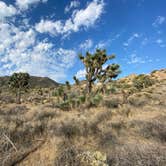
[104,98,120,108]
[78,95,86,104]
[100,132,117,148]
[70,98,81,108]
[119,105,131,117]
[89,122,100,135]
[87,94,103,107]
[107,85,116,94]
[111,121,126,132]
[133,74,154,90]
[77,151,108,166]
[55,146,81,166]
[52,90,57,97]
[60,123,81,139]
[0,95,15,103]
[37,88,43,95]
[107,143,166,166]
[128,95,146,106]
[57,101,71,111]
[7,105,28,115]
[35,111,55,121]
[140,120,166,142]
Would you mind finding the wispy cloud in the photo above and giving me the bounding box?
[65,0,80,13]
[79,39,93,50]
[123,33,140,47]
[156,39,163,45]
[141,37,148,46]
[127,54,145,64]
[152,16,165,27]
[155,39,166,48]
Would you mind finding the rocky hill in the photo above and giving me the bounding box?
[0,75,60,89]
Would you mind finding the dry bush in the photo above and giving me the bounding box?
[99,131,118,148]
[35,110,56,122]
[128,94,148,107]
[55,145,81,166]
[55,144,108,166]
[129,115,166,142]
[0,95,15,104]
[103,98,120,108]
[140,120,166,142]
[0,131,16,165]
[107,143,166,166]
[59,122,81,139]
[87,110,112,135]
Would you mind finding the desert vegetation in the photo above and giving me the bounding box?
[0,49,166,165]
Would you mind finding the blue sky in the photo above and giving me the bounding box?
[0,0,166,83]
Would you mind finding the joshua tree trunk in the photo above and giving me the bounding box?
[16,89,21,104]
[87,81,92,94]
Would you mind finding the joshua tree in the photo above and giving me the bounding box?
[65,81,71,90]
[73,76,80,86]
[8,72,30,104]
[79,49,121,93]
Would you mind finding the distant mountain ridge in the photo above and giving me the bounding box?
[0,76,60,89]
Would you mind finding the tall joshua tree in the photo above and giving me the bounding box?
[79,49,121,93]
[8,72,30,104]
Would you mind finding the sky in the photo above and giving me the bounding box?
[0,0,166,83]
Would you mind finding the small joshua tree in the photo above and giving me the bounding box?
[73,76,80,86]
[65,81,71,90]
[79,49,121,93]
[8,72,30,104]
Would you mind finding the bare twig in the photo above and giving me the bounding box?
[3,133,17,152]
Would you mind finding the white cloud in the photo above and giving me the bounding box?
[75,69,86,79]
[127,54,145,64]
[123,33,140,47]
[0,21,77,81]
[35,0,104,36]
[16,0,48,10]
[65,0,80,13]
[79,39,93,50]
[0,1,17,20]
[152,16,165,27]
[35,20,64,35]
[95,40,108,49]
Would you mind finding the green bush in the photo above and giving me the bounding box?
[133,74,154,90]
[57,101,71,111]
[89,94,103,107]
[78,95,86,104]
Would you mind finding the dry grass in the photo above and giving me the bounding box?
[0,74,166,165]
